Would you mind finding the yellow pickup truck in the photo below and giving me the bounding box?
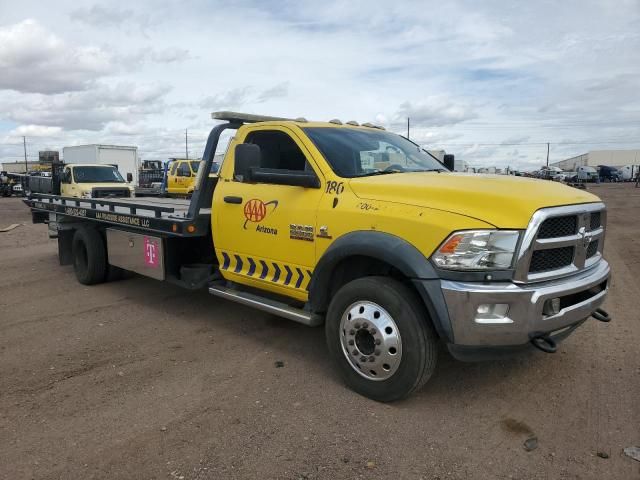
[25,112,611,401]
[166,159,202,196]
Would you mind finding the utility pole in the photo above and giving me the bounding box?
[23,136,28,173]
[546,142,550,167]
[185,129,188,159]
[407,118,410,140]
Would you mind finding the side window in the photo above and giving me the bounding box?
[61,168,71,184]
[245,130,309,171]
[170,163,178,176]
[177,163,191,177]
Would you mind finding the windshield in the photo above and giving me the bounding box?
[73,166,125,183]
[190,161,200,173]
[303,127,446,178]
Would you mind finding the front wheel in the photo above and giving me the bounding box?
[325,276,438,402]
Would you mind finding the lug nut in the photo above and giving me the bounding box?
[354,323,361,329]
[360,356,367,362]
[369,356,375,362]
[370,328,376,335]
[362,322,369,328]
[375,339,381,345]
[352,349,358,356]
[349,329,355,335]
[374,349,381,356]
[348,340,354,346]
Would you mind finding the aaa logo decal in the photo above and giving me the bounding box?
[243,199,278,229]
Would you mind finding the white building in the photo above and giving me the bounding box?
[551,149,640,171]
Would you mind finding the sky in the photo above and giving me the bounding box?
[1,0,639,170]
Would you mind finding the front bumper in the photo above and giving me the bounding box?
[440,259,610,347]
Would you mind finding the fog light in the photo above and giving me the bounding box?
[543,298,561,316]
[475,304,511,324]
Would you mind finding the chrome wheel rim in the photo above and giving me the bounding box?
[339,301,402,381]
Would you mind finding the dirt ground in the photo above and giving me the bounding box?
[1,185,638,480]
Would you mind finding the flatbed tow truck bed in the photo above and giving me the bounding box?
[26,190,211,237]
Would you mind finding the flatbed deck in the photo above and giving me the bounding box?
[25,193,211,237]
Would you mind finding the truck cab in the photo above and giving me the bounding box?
[60,164,134,198]
[166,160,202,196]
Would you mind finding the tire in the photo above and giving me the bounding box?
[325,276,438,402]
[72,228,107,285]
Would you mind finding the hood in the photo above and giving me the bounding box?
[349,172,600,228]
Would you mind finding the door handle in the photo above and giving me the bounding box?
[224,196,243,204]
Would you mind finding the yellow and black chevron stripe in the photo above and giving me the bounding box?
[219,251,313,291]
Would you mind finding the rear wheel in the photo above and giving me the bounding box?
[72,228,107,285]
[325,276,438,402]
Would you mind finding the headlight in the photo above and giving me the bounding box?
[432,230,521,270]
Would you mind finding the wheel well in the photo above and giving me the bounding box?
[326,255,413,304]
[319,255,439,339]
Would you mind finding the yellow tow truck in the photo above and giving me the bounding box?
[25,112,611,401]
[166,159,202,197]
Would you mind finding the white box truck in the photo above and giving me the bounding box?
[62,145,139,186]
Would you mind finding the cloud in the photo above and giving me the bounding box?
[256,82,289,102]
[200,83,290,111]
[70,4,152,30]
[392,98,477,128]
[0,19,112,94]
[9,125,62,137]
[1,1,640,165]
[2,82,172,131]
[121,47,194,66]
[200,87,253,111]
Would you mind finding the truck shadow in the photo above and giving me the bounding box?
[108,275,552,403]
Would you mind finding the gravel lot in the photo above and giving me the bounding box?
[1,185,639,480]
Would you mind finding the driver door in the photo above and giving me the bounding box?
[213,126,324,301]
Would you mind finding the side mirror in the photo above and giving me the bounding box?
[234,143,261,182]
[443,154,455,171]
[126,172,133,182]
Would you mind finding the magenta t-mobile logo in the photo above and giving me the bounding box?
[144,237,159,267]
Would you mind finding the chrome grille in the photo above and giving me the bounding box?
[514,203,606,283]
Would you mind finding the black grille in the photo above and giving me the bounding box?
[92,188,130,198]
[586,240,599,258]
[590,212,601,230]
[529,247,574,273]
[537,216,577,239]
